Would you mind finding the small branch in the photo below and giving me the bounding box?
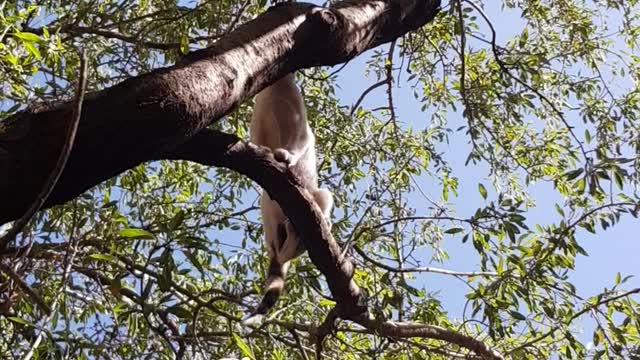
[0,50,88,250]
[63,26,180,51]
[0,238,102,258]
[524,202,636,276]
[351,215,489,242]
[455,0,467,102]
[352,314,504,360]
[354,245,497,277]
[507,287,640,354]
[385,40,399,137]
[265,311,503,360]
[396,338,483,359]
[589,308,617,353]
[350,79,387,116]
[289,328,311,360]
[315,308,339,360]
[0,262,51,315]
[24,24,217,51]
[224,0,253,36]
[22,228,81,360]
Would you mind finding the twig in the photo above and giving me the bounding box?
[349,79,388,116]
[21,239,80,360]
[385,40,399,137]
[64,26,180,51]
[589,308,618,354]
[507,287,640,354]
[224,0,252,36]
[455,0,467,102]
[315,308,339,360]
[0,262,51,315]
[397,338,483,359]
[339,155,418,258]
[302,61,351,82]
[354,245,497,277]
[352,215,489,241]
[289,328,311,360]
[0,50,88,250]
[0,238,102,258]
[523,202,636,277]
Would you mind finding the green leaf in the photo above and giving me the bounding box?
[318,298,336,307]
[478,183,487,199]
[593,328,602,346]
[89,253,115,262]
[555,204,565,217]
[166,306,192,319]
[179,36,189,55]
[168,210,185,230]
[444,227,464,234]
[233,334,255,360]
[564,168,584,181]
[23,41,41,60]
[7,317,36,327]
[183,250,204,274]
[509,310,526,321]
[614,171,624,190]
[118,228,155,240]
[13,32,41,42]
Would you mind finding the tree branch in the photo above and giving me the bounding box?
[349,79,387,116]
[0,1,451,355]
[352,314,504,360]
[507,287,640,355]
[314,308,339,360]
[354,245,497,277]
[0,0,441,225]
[0,50,88,249]
[164,129,366,315]
[0,262,51,315]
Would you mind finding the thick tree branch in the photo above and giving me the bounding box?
[164,129,365,315]
[0,0,440,224]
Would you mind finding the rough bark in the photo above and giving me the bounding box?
[0,0,441,315]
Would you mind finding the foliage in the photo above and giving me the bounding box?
[1,0,639,359]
